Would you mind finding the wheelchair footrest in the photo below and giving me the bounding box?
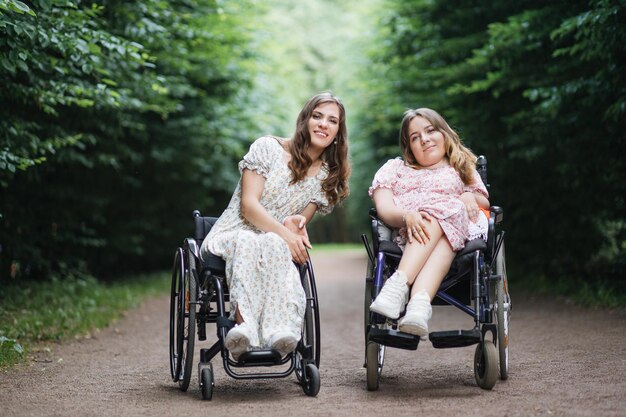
[368,327,420,350]
[429,329,481,349]
[236,350,283,366]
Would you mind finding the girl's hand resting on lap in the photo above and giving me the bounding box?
[459,192,479,222]
[404,211,433,244]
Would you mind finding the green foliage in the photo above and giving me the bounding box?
[0,0,259,281]
[247,0,385,243]
[0,271,169,367]
[0,336,24,368]
[0,0,36,16]
[2,0,625,304]
[356,0,626,294]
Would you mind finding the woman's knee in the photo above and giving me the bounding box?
[263,232,287,250]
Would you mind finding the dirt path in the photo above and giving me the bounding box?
[1,249,625,417]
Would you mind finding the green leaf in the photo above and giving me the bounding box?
[88,43,101,54]
[1,57,15,73]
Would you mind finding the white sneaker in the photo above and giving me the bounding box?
[369,270,409,319]
[398,290,432,337]
[268,331,299,357]
[225,323,253,360]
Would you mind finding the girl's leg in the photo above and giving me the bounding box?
[410,236,455,299]
[397,217,446,284]
[370,218,444,319]
[399,235,455,336]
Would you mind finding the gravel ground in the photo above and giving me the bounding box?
[1,249,625,417]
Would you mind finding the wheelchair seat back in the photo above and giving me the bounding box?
[192,213,226,275]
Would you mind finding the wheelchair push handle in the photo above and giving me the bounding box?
[477,155,488,189]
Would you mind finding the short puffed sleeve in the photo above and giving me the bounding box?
[312,193,333,216]
[368,159,402,197]
[463,168,489,198]
[238,136,280,177]
[310,166,334,215]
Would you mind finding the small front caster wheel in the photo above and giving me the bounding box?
[474,341,498,390]
[200,365,214,401]
[301,363,320,397]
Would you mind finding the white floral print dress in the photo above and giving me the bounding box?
[369,158,489,252]
[200,136,333,348]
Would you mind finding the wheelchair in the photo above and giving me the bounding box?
[361,156,511,391]
[168,210,321,400]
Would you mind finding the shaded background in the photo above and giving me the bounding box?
[1,0,624,299]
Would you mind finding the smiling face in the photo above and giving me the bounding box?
[407,115,447,168]
[307,102,340,151]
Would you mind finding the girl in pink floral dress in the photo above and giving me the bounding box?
[369,108,489,337]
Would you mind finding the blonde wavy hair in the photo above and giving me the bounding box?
[399,108,477,185]
[287,92,351,206]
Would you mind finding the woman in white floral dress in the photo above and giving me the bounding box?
[200,93,350,359]
[369,108,489,338]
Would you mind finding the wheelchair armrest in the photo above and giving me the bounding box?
[368,207,396,256]
[490,206,503,224]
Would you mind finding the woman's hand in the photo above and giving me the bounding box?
[283,215,308,235]
[282,215,311,264]
[460,192,479,222]
[404,211,433,244]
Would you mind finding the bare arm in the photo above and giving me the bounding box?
[372,188,405,228]
[240,168,312,264]
[372,188,432,244]
[473,192,490,210]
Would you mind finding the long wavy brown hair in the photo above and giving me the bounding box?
[287,92,351,206]
[399,108,477,185]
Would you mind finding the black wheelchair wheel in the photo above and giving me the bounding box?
[363,258,374,353]
[296,261,321,383]
[301,363,320,397]
[495,242,511,380]
[474,341,498,390]
[177,247,197,392]
[302,262,320,366]
[169,248,184,382]
[200,364,214,401]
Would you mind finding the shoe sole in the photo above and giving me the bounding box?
[398,322,428,337]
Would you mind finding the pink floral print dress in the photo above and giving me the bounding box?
[368,158,489,252]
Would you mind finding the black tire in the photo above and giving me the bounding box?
[178,246,197,392]
[302,363,320,397]
[474,341,498,390]
[366,341,384,391]
[169,248,184,382]
[495,242,511,380]
[365,258,388,391]
[296,262,321,383]
[302,262,320,367]
[364,259,374,353]
[200,365,214,401]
